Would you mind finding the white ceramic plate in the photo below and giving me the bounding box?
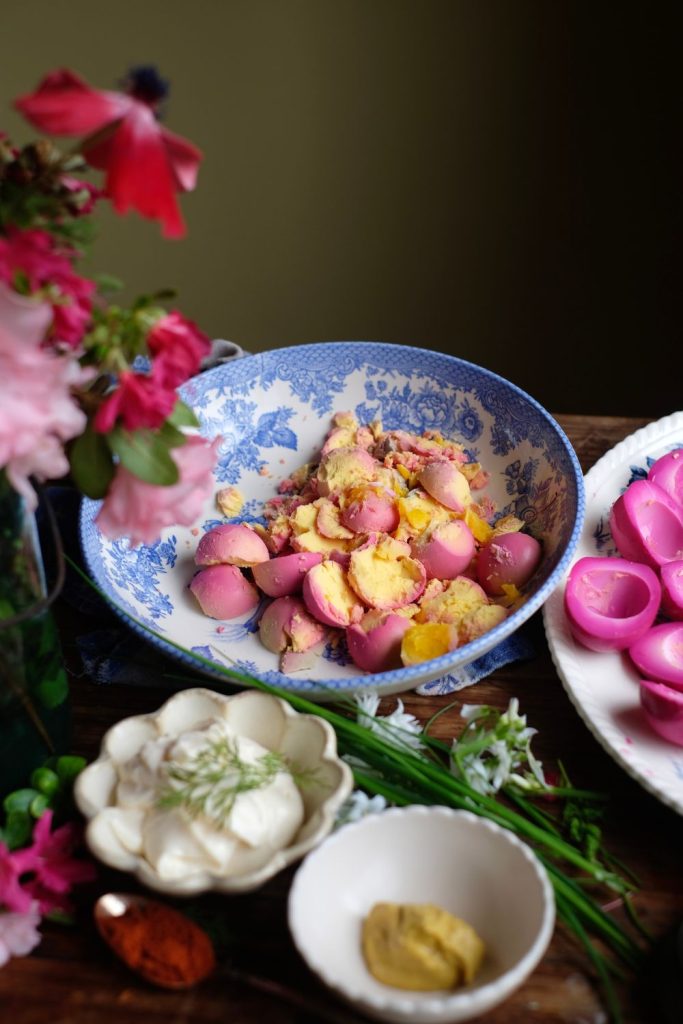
[543,411,683,816]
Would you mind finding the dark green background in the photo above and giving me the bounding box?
[2,1,679,417]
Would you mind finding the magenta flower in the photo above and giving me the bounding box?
[0,906,41,968]
[11,811,96,916]
[147,310,211,388]
[0,227,94,348]
[96,433,219,545]
[0,845,33,914]
[15,68,202,239]
[93,368,178,434]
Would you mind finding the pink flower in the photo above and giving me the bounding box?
[0,906,41,968]
[0,227,94,347]
[93,368,178,434]
[0,282,90,508]
[0,845,33,914]
[11,812,96,916]
[147,310,211,388]
[96,433,219,545]
[15,68,202,239]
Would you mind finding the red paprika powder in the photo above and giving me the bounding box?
[95,893,216,989]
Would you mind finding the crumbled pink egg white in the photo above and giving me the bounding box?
[189,413,543,673]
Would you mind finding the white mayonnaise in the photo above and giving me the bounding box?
[106,718,305,881]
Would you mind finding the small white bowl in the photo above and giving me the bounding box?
[74,687,353,895]
[288,806,555,1023]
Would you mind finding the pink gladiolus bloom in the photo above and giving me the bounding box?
[96,433,219,546]
[0,282,90,508]
[93,368,178,434]
[15,67,202,239]
[11,811,96,916]
[0,905,41,967]
[0,845,33,914]
[147,310,211,388]
[0,227,94,348]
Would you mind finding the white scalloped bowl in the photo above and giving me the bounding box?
[288,806,555,1023]
[79,341,585,699]
[74,687,354,894]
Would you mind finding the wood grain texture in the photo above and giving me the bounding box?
[2,414,680,1024]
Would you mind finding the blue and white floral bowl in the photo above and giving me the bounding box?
[80,341,585,699]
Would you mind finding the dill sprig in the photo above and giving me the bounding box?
[157,735,287,830]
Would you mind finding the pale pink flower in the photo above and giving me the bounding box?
[0,282,90,509]
[96,433,219,545]
[0,906,41,968]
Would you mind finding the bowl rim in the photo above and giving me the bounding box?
[287,804,556,1020]
[79,340,586,697]
[73,686,354,894]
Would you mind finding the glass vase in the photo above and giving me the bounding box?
[0,471,71,798]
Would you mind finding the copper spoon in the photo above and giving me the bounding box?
[95,892,366,1023]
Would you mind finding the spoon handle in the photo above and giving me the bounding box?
[223,965,366,1024]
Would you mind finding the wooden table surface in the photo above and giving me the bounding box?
[3,413,681,1024]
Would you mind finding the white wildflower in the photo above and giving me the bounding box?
[354,690,424,754]
[335,789,388,828]
[450,698,548,796]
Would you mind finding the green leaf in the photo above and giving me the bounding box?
[29,793,50,818]
[107,428,179,486]
[45,908,75,925]
[93,272,124,294]
[56,755,87,785]
[157,421,186,449]
[2,809,33,850]
[168,400,199,429]
[70,425,115,499]
[3,788,39,814]
[36,669,69,709]
[31,767,60,797]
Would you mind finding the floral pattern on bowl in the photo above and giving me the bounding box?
[74,687,354,894]
[80,341,585,698]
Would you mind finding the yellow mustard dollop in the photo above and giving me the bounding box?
[361,901,485,991]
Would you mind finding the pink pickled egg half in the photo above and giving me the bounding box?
[648,448,683,508]
[189,564,260,619]
[252,551,323,598]
[563,556,661,652]
[302,559,365,627]
[346,612,412,673]
[476,532,542,596]
[639,678,683,747]
[609,479,683,569]
[258,596,326,653]
[195,523,270,568]
[411,520,476,580]
[340,489,399,534]
[417,461,471,513]
[660,560,683,621]
[629,622,683,691]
